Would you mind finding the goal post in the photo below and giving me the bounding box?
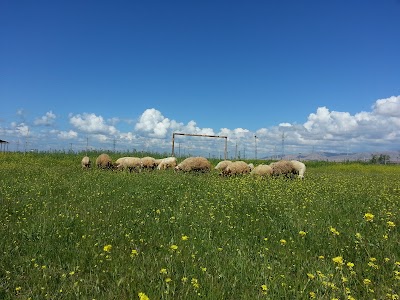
[171,132,228,159]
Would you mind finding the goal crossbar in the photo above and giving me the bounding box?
[171,132,228,159]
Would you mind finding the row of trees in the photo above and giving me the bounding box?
[370,154,391,164]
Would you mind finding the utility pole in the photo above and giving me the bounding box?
[254,135,258,159]
[235,142,238,159]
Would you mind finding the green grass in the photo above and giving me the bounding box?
[0,153,399,299]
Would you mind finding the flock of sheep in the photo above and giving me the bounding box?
[81,153,306,179]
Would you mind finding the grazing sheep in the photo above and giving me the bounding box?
[250,164,273,177]
[214,160,232,173]
[174,157,211,173]
[157,157,177,170]
[115,157,129,166]
[248,163,255,171]
[290,160,306,179]
[140,156,157,170]
[96,153,113,169]
[222,160,251,176]
[269,160,295,177]
[154,158,163,167]
[81,156,91,169]
[269,160,307,178]
[117,157,141,172]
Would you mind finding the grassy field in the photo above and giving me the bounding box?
[1,153,399,299]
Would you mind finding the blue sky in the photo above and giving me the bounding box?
[1,0,400,157]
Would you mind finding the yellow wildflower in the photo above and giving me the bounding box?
[170,244,178,251]
[280,239,287,246]
[130,249,138,257]
[299,230,307,237]
[160,268,167,274]
[309,291,316,298]
[103,244,112,252]
[364,213,374,222]
[307,273,315,280]
[181,235,189,241]
[332,256,344,265]
[261,284,268,294]
[363,278,372,285]
[138,292,150,300]
[347,262,354,269]
[330,227,340,236]
[387,221,396,228]
[191,278,200,289]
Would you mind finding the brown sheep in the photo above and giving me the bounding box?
[269,160,296,177]
[140,156,157,170]
[250,164,273,177]
[174,157,211,173]
[222,160,251,176]
[95,153,113,169]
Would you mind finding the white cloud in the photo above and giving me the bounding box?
[303,107,358,133]
[3,95,400,155]
[34,111,56,126]
[11,122,30,137]
[372,96,400,117]
[135,108,216,138]
[219,128,250,140]
[58,130,78,139]
[69,113,118,135]
[135,108,171,138]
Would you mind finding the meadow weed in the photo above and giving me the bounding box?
[0,153,399,299]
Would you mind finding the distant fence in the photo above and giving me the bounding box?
[171,133,228,160]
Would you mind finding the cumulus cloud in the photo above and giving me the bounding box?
[57,130,78,139]
[11,122,30,137]
[372,96,400,117]
[34,111,56,126]
[135,109,171,138]
[218,128,251,141]
[69,113,118,135]
[135,108,216,138]
[3,95,400,155]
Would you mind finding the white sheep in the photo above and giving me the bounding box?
[116,157,141,172]
[290,160,306,179]
[95,153,113,169]
[157,157,177,170]
[269,160,305,179]
[154,158,164,167]
[214,160,232,173]
[140,156,157,170]
[174,157,211,173]
[222,160,251,176]
[81,156,91,169]
[250,164,273,177]
[115,157,129,166]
